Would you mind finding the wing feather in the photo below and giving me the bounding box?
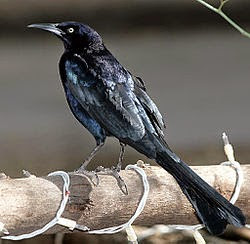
[133,76,166,136]
[62,54,146,141]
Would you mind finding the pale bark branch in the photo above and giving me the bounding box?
[0,164,249,236]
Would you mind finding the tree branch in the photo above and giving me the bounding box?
[0,164,249,236]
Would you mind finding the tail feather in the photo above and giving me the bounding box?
[156,150,245,235]
[126,132,245,235]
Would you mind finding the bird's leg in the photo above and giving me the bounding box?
[75,142,104,185]
[95,143,128,195]
[79,141,104,170]
[116,142,126,172]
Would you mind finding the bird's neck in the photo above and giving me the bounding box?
[64,42,105,56]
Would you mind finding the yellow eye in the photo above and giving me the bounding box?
[67,28,74,33]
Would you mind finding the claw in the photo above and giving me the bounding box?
[117,177,128,195]
[74,168,99,186]
[74,164,128,194]
[95,166,128,195]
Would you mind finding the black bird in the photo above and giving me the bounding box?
[28,22,245,235]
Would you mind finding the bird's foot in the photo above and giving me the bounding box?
[74,167,99,186]
[94,165,128,195]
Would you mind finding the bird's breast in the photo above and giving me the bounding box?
[65,60,96,88]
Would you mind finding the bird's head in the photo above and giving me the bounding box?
[28,21,103,52]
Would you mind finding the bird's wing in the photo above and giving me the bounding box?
[133,75,166,137]
[60,54,146,141]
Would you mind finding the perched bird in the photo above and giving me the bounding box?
[28,22,245,235]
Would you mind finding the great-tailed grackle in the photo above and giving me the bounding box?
[28,22,245,235]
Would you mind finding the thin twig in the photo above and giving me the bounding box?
[195,0,250,39]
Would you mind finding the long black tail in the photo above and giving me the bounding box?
[128,133,246,235]
[156,149,245,235]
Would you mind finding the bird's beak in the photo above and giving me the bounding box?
[27,23,64,37]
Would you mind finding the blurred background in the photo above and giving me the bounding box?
[1,0,250,243]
